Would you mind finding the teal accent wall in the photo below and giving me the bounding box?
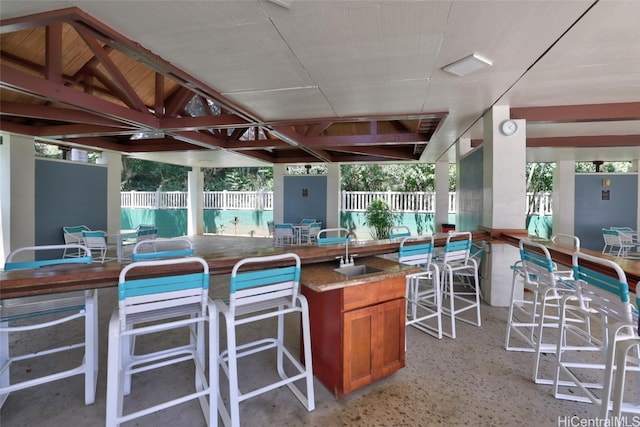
[122,208,457,239]
[457,147,484,232]
[574,173,638,251]
[37,159,107,246]
[283,175,328,225]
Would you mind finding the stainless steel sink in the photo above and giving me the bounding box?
[334,264,383,279]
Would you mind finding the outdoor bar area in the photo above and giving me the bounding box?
[1,2,640,427]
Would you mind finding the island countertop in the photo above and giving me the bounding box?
[300,255,420,292]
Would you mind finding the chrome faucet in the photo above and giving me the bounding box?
[342,232,356,267]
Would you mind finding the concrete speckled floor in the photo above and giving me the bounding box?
[1,241,635,426]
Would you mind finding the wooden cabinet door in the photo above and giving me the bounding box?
[342,298,405,394]
[343,304,378,394]
[379,297,405,377]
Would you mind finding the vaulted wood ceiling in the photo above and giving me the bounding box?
[0,7,444,164]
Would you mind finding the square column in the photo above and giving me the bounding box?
[482,105,526,306]
[552,161,575,236]
[0,133,35,265]
[187,167,204,235]
[435,160,449,231]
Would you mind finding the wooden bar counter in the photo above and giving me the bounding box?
[499,231,639,292]
[0,231,490,299]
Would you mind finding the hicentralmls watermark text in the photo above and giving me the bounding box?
[558,416,640,427]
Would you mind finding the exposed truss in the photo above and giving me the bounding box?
[0,7,444,164]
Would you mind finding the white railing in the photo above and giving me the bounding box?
[120,191,187,209]
[121,190,553,215]
[203,190,272,211]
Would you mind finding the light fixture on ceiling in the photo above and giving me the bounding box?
[130,131,165,140]
[442,53,493,77]
[268,0,293,9]
[269,129,300,146]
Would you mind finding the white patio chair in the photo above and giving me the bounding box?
[62,225,91,258]
[105,256,217,426]
[273,223,295,246]
[214,253,314,427]
[300,222,322,245]
[1,244,97,409]
[398,236,442,340]
[504,239,583,384]
[82,230,117,263]
[553,252,639,419]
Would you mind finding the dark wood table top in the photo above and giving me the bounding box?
[500,231,639,293]
[1,231,490,299]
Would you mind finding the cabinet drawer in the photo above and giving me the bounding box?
[343,276,405,312]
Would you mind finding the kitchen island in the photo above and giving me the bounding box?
[300,256,420,398]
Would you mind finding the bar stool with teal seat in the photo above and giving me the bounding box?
[398,235,442,340]
[105,256,217,426]
[214,253,314,427]
[1,244,97,409]
[553,252,639,419]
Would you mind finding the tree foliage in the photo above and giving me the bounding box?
[121,158,189,191]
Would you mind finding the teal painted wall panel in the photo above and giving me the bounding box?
[122,208,460,240]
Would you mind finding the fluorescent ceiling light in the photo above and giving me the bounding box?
[442,53,493,77]
[268,0,293,9]
[130,131,165,140]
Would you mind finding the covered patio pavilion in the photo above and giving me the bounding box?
[1,1,639,425]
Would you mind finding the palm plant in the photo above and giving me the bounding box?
[364,199,395,240]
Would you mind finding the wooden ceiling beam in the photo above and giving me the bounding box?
[329,145,417,160]
[75,25,148,112]
[45,23,63,83]
[304,132,428,147]
[38,124,141,138]
[527,135,640,148]
[511,102,640,123]
[1,64,159,129]
[0,7,79,33]
[0,102,130,127]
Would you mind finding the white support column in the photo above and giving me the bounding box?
[101,151,123,235]
[0,133,35,266]
[482,105,527,306]
[187,167,204,236]
[272,164,285,224]
[435,160,449,231]
[552,160,575,236]
[325,163,340,229]
[631,160,640,231]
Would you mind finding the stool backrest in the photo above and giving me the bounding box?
[117,257,209,330]
[132,238,194,261]
[136,228,158,242]
[5,244,92,270]
[442,231,472,264]
[229,253,301,313]
[399,235,434,268]
[389,225,411,240]
[317,228,350,245]
[571,252,636,326]
[519,239,557,286]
